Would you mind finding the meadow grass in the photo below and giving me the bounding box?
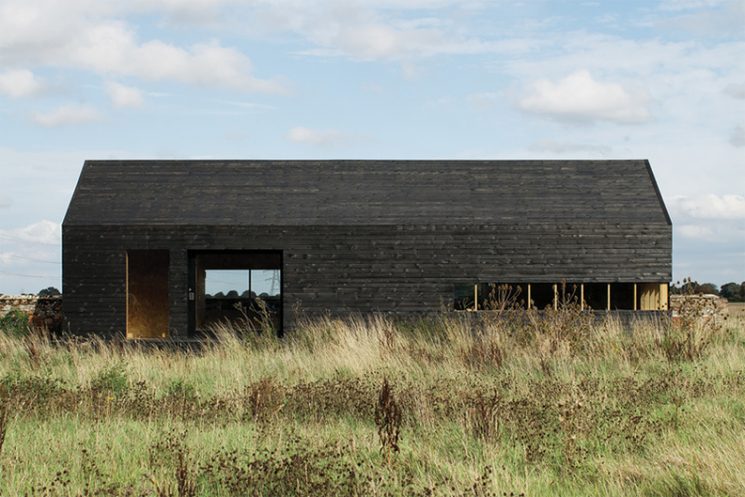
[0,308,743,496]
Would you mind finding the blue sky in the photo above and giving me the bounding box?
[1,0,744,294]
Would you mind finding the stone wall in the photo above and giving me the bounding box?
[0,295,63,331]
[670,294,727,316]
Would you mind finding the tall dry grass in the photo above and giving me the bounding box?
[0,306,742,496]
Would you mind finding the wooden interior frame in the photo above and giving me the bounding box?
[187,250,284,336]
[459,281,670,312]
[553,284,558,310]
[634,284,638,311]
[607,283,611,311]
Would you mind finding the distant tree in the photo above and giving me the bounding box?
[741,282,745,302]
[680,279,698,295]
[671,278,719,296]
[695,282,719,295]
[720,282,742,302]
[38,287,61,297]
[226,290,239,298]
[213,292,225,299]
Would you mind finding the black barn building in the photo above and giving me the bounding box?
[62,160,671,338]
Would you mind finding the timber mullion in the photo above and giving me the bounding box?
[553,283,558,310]
[607,283,611,311]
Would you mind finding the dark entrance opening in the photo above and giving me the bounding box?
[188,251,282,336]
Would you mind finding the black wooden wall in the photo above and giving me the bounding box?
[62,222,671,336]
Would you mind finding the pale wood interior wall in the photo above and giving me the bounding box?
[639,283,669,310]
[659,283,669,311]
[126,250,169,339]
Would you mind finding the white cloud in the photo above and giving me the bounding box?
[287,126,349,146]
[0,1,105,64]
[530,140,612,156]
[505,34,745,87]
[499,32,745,202]
[250,1,508,61]
[659,0,745,36]
[105,81,143,108]
[32,104,100,127]
[0,220,61,245]
[0,2,284,93]
[130,0,229,23]
[68,24,285,93]
[670,194,745,220]
[0,69,43,98]
[518,70,651,124]
[658,0,726,11]
[730,125,745,147]
[0,0,530,83]
[725,83,745,99]
[677,224,715,240]
[0,219,62,293]
[289,24,487,60]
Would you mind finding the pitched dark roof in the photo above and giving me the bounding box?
[63,160,670,226]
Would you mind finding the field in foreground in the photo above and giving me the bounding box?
[1,309,744,496]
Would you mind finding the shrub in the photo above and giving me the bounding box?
[243,377,285,423]
[90,363,129,397]
[149,430,197,497]
[165,379,198,401]
[0,371,65,404]
[464,391,501,442]
[37,287,61,297]
[375,377,402,463]
[0,309,30,337]
[0,402,8,457]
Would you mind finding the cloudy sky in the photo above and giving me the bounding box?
[0,0,744,294]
